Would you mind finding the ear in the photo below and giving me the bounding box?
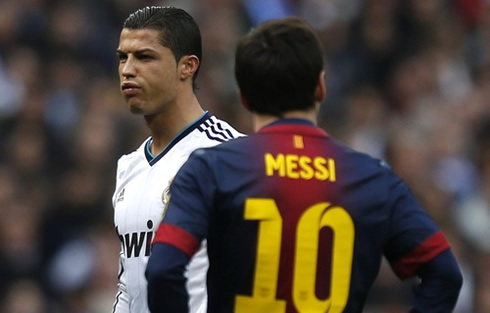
[179,55,200,80]
[315,70,327,103]
[238,89,250,111]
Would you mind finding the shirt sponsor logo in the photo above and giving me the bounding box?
[116,220,154,258]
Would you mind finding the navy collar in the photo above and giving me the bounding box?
[263,118,315,128]
[145,111,211,165]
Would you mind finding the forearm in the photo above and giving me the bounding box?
[411,250,463,312]
[146,243,190,313]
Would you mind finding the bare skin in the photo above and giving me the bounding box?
[117,28,204,155]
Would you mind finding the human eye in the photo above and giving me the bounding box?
[117,51,127,63]
[137,53,154,61]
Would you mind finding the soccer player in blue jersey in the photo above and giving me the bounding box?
[146,17,462,313]
[111,6,243,313]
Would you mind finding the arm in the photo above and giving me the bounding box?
[146,150,213,313]
[146,151,213,313]
[383,173,462,312]
[411,249,463,313]
[146,243,190,313]
[112,251,130,313]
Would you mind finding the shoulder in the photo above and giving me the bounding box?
[115,137,150,170]
[195,115,245,145]
[332,137,392,173]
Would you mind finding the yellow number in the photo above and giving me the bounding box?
[235,198,286,313]
[294,204,354,313]
[234,199,355,313]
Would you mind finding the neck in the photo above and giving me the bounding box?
[253,108,317,132]
[145,95,204,155]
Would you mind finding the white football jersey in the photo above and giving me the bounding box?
[112,113,243,313]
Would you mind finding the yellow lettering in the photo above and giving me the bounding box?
[314,157,328,181]
[265,153,336,182]
[286,154,300,179]
[299,156,314,180]
[328,158,336,182]
[265,153,285,177]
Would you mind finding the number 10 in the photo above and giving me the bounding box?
[235,198,355,313]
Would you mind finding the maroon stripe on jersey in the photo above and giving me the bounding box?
[392,231,450,279]
[152,224,200,258]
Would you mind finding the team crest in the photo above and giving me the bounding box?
[161,178,174,219]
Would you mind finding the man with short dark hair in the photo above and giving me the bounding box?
[146,17,462,313]
[111,6,243,313]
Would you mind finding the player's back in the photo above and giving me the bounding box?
[184,119,443,313]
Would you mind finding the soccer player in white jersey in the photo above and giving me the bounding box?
[112,6,243,313]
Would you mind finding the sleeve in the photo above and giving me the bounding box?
[147,150,214,313]
[112,251,129,313]
[383,174,462,311]
[153,150,214,246]
[410,249,463,313]
[146,243,190,313]
[383,175,451,278]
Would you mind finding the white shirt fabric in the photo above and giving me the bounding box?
[112,113,243,313]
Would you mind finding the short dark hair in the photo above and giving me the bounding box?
[235,17,325,116]
[123,6,202,86]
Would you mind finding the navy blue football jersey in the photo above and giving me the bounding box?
[152,119,451,313]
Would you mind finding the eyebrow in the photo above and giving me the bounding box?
[116,48,156,54]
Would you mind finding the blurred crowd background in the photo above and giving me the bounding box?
[0,0,488,312]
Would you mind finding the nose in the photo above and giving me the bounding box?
[120,56,136,79]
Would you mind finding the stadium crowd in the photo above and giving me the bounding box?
[0,0,488,312]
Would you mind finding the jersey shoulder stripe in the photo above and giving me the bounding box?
[198,116,241,142]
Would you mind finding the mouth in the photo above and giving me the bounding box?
[121,82,141,96]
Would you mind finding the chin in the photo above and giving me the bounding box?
[126,99,143,113]
[128,105,144,115]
